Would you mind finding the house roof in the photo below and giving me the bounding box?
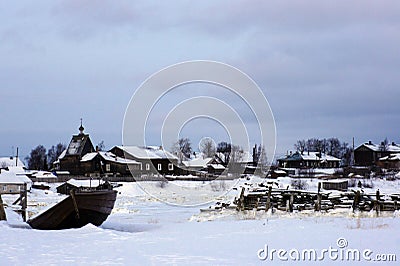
[379,153,400,161]
[0,157,25,168]
[208,164,226,170]
[114,146,178,160]
[0,168,32,185]
[182,157,213,168]
[356,142,400,152]
[80,151,141,165]
[278,151,341,162]
[66,134,93,156]
[28,170,57,179]
[53,150,67,165]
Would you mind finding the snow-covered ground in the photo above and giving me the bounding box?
[1,177,399,265]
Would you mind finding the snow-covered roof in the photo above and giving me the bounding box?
[53,150,67,165]
[115,146,178,160]
[0,157,25,168]
[208,164,225,170]
[0,169,32,185]
[279,151,340,162]
[301,152,341,161]
[379,153,400,161]
[357,142,400,152]
[58,149,67,160]
[81,151,141,165]
[80,152,98,162]
[66,134,93,155]
[182,157,213,168]
[28,171,57,179]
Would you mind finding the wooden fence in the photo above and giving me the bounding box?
[234,184,400,214]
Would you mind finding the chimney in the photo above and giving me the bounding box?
[392,142,396,146]
[368,140,372,145]
[96,146,99,152]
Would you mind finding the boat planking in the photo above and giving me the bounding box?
[27,189,117,230]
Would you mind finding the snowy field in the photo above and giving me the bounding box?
[1,177,400,265]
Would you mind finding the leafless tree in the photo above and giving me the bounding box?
[216,142,231,165]
[47,143,66,168]
[228,145,245,175]
[199,137,216,158]
[171,138,192,162]
[294,140,306,154]
[379,138,389,152]
[254,144,268,174]
[327,138,341,158]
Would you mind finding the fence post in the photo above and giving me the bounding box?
[21,183,27,222]
[0,194,6,221]
[315,182,322,211]
[265,186,272,212]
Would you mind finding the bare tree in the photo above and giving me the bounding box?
[216,142,231,166]
[327,138,341,158]
[228,145,245,175]
[171,138,192,162]
[379,138,389,152]
[97,140,105,151]
[294,140,306,154]
[199,137,216,158]
[306,138,316,152]
[47,143,66,168]
[254,145,268,174]
[26,145,47,170]
[341,143,353,166]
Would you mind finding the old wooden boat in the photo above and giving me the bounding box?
[27,189,117,230]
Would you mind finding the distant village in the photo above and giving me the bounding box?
[1,122,400,194]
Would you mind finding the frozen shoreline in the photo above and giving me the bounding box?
[1,178,399,265]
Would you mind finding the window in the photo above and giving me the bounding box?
[158,164,162,171]
[140,163,143,170]
[106,164,110,172]
[146,163,150,171]
[168,163,174,171]
[3,185,6,191]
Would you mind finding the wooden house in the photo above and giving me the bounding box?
[277,151,340,169]
[182,157,213,172]
[354,141,400,166]
[80,151,141,176]
[0,168,32,194]
[377,153,400,169]
[207,164,226,175]
[109,146,179,175]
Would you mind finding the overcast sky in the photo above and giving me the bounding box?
[1,1,400,160]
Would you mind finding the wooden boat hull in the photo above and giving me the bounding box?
[27,190,117,230]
